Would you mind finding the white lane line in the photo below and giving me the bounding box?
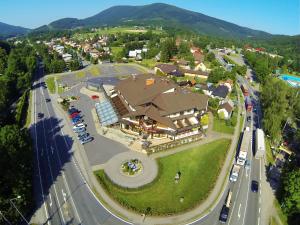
[39,86,66,224]
[259,207,261,214]
[245,168,249,177]
[50,146,54,155]
[60,118,134,224]
[61,189,67,203]
[238,203,242,218]
[49,194,53,207]
[259,158,262,181]
[41,85,82,224]
[33,86,50,225]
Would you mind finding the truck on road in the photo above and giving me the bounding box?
[255,128,266,158]
[230,164,241,182]
[219,190,233,223]
[241,84,249,96]
[237,126,251,166]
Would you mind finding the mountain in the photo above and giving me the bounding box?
[0,22,30,39]
[43,3,272,39]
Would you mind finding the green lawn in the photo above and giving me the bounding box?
[266,138,275,165]
[139,59,157,69]
[45,77,56,94]
[111,47,123,55]
[213,116,235,134]
[95,139,231,215]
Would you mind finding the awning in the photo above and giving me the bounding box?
[95,100,118,126]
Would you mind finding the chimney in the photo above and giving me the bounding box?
[146,78,155,86]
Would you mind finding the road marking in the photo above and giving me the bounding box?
[259,207,261,214]
[41,85,82,224]
[238,203,242,218]
[39,84,66,224]
[245,168,249,177]
[32,87,51,225]
[259,158,262,181]
[61,189,67,203]
[49,194,53,207]
[50,146,54,155]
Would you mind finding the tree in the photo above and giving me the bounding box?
[201,114,209,126]
[0,125,33,224]
[50,59,65,73]
[0,47,7,74]
[261,78,289,142]
[69,59,81,71]
[160,38,177,62]
[205,52,215,62]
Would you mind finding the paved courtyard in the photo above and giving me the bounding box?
[104,151,158,188]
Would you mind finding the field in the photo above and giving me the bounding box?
[72,27,163,41]
[95,139,231,215]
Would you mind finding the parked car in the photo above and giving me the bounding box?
[80,136,93,145]
[72,120,83,125]
[73,123,86,129]
[68,108,78,115]
[69,112,79,118]
[78,133,89,140]
[245,160,251,169]
[74,127,86,133]
[251,180,259,192]
[46,98,51,102]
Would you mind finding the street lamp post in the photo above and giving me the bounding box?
[9,196,29,225]
[0,211,12,225]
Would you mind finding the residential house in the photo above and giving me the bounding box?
[182,69,209,80]
[217,99,234,119]
[195,62,211,72]
[90,49,100,59]
[176,59,190,70]
[62,53,72,62]
[211,85,230,99]
[218,79,234,92]
[111,74,209,139]
[154,64,183,77]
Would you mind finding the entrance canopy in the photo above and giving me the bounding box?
[95,100,118,126]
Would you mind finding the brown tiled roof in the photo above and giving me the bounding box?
[115,74,177,106]
[155,64,178,74]
[111,95,129,116]
[114,74,208,129]
[219,102,233,113]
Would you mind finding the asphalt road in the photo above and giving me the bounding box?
[31,65,132,225]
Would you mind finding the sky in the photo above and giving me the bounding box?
[0,0,299,35]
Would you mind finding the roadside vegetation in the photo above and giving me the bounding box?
[95,139,231,215]
[89,65,101,76]
[0,40,36,224]
[45,77,56,93]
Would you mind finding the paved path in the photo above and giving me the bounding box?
[104,152,158,188]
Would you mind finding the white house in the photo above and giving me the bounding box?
[128,49,142,58]
[62,53,72,62]
[217,99,234,119]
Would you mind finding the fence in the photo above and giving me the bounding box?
[146,133,204,154]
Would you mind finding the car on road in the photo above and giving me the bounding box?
[251,180,259,192]
[219,205,229,223]
[73,123,86,129]
[38,112,44,119]
[247,116,251,122]
[46,98,51,102]
[80,136,93,145]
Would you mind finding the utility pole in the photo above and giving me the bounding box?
[9,196,29,225]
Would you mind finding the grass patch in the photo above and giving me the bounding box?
[75,71,86,79]
[111,47,123,55]
[139,59,157,69]
[95,139,231,215]
[89,66,101,76]
[266,138,275,165]
[25,90,32,128]
[45,77,56,94]
[213,116,235,134]
[274,199,288,225]
[57,86,64,95]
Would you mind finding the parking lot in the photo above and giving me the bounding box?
[58,63,147,88]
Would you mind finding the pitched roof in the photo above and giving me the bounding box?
[155,64,178,74]
[212,85,229,98]
[219,102,233,113]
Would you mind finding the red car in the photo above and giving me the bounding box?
[91,95,99,100]
[69,112,79,118]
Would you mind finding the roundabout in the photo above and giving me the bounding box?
[104,151,158,188]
